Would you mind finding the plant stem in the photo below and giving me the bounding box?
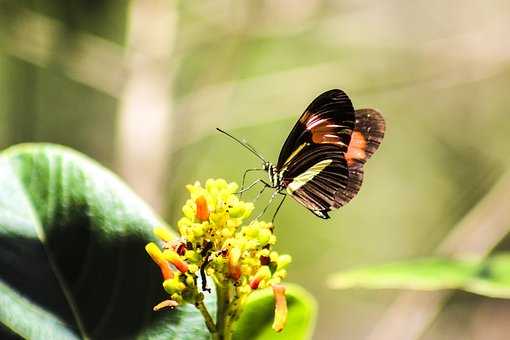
[195,299,216,334]
[214,282,233,340]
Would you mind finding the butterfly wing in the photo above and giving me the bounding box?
[277,89,385,218]
[281,144,349,218]
[335,108,385,207]
[276,89,355,169]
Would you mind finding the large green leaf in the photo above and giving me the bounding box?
[233,284,316,340]
[0,144,214,339]
[328,254,510,298]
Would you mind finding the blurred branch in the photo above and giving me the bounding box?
[115,0,176,213]
[0,5,126,97]
[366,171,510,340]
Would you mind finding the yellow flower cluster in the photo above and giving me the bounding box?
[178,179,253,247]
[146,178,291,333]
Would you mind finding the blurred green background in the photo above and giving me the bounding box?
[1,0,510,339]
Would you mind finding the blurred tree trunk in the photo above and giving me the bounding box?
[116,0,177,213]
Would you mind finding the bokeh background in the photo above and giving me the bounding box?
[2,1,510,339]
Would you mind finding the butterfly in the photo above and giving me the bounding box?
[217,89,385,219]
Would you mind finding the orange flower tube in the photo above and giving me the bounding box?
[145,243,174,280]
[163,249,189,273]
[272,284,288,332]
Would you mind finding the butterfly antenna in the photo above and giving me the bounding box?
[216,128,267,162]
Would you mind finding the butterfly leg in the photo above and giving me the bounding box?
[253,183,268,204]
[254,189,279,221]
[236,178,266,195]
[239,168,265,198]
[271,193,287,224]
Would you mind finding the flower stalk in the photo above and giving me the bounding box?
[214,283,232,340]
[145,179,291,338]
[195,297,216,334]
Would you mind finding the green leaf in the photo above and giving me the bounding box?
[233,283,317,340]
[328,254,510,298]
[0,144,214,339]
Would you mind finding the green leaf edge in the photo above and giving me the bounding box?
[328,253,510,299]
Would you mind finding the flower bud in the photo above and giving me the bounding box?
[257,229,272,245]
[221,227,233,238]
[228,247,242,280]
[216,178,228,189]
[192,224,205,237]
[228,206,245,218]
[210,212,227,227]
[185,275,195,286]
[277,254,292,270]
[205,178,215,191]
[186,182,199,194]
[163,277,186,294]
[244,226,258,238]
[153,226,174,242]
[171,293,183,304]
[195,196,209,221]
[188,264,199,273]
[227,182,238,193]
[270,251,279,262]
[182,204,195,220]
[250,266,271,289]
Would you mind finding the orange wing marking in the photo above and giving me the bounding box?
[345,130,367,166]
[311,124,347,146]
